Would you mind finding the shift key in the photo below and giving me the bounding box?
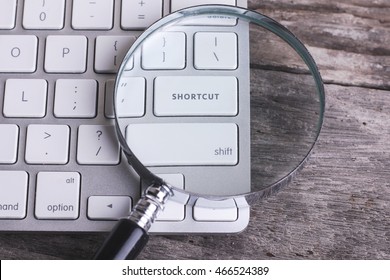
[126,123,238,166]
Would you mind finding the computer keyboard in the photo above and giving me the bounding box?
[0,0,250,233]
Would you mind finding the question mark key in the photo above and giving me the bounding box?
[76,125,120,165]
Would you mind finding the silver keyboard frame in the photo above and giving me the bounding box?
[0,0,250,233]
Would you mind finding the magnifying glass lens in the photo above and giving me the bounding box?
[115,6,323,199]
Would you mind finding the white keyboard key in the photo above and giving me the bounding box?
[105,79,139,119]
[0,124,19,164]
[142,32,186,70]
[44,35,88,73]
[0,35,38,72]
[72,0,114,30]
[171,0,236,12]
[121,0,163,29]
[77,125,120,165]
[54,79,97,118]
[126,123,238,166]
[87,196,131,220]
[194,32,238,70]
[95,36,136,73]
[3,79,47,118]
[23,0,65,29]
[25,125,70,164]
[193,198,238,221]
[124,56,134,71]
[178,15,237,27]
[155,174,186,221]
[154,76,237,116]
[0,0,17,29]
[116,77,146,117]
[35,172,80,219]
[0,171,28,219]
[105,80,115,118]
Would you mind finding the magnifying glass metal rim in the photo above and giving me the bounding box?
[113,4,325,202]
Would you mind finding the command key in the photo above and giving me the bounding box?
[0,171,28,219]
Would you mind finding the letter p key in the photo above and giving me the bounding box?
[44,35,88,73]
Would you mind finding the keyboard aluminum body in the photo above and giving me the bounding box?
[0,0,250,233]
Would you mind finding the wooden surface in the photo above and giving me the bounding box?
[1,0,389,259]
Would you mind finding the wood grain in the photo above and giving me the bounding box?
[249,0,390,89]
[0,0,389,259]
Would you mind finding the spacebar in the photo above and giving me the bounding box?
[126,123,238,166]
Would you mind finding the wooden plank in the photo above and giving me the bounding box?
[249,0,390,89]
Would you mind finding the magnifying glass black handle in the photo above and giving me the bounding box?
[93,184,172,260]
[94,219,149,260]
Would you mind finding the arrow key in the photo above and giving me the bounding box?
[87,196,132,220]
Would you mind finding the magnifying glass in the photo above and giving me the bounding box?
[94,5,325,260]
